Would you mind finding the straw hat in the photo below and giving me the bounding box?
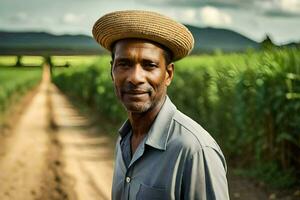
[92,10,194,61]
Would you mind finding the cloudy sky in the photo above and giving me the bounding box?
[0,0,300,44]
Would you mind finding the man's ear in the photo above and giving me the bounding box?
[110,60,114,81]
[165,63,174,86]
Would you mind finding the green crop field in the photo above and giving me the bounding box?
[0,66,42,119]
[0,55,100,122]
[51,55,100,66]
[0,55,99,67]
[53,49,300,188]
[0,56,44,66]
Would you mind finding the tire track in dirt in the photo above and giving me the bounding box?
[49,78,114,200]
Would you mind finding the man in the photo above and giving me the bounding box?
[92,10,229,200]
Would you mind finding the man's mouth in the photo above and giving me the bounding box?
[122,89,151,99]
[126,90,148,95]
[124,92,149,98]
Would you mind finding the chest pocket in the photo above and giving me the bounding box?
[136,184,166,200]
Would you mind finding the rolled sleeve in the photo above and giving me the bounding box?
[182,147,229,200]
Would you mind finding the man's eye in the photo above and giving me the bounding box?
[145,63,158,68]
[117,62,129,67]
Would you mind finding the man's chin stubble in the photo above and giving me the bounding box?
[123,102,152,114]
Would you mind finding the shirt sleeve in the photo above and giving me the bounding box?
[181,146,229,200]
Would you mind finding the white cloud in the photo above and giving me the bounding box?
[256,0,300,16]
[166,9,197,23]
[41,17,55,24]
[165,6,233,27]
[200,6,232,26]
[9,12,29,23]
[180,9,197,21]
[276,0,300,13]
[62,13,86,25]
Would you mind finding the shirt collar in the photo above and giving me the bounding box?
[145,96,176,150]
[118,96,177,150]
[118,119,132,139]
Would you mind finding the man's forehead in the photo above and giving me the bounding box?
[113,39,165,51]
[113,39,166,59]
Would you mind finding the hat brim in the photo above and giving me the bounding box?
[92,10,194,61]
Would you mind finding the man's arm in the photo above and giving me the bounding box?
[181,147,229,200]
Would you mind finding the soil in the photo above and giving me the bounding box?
[0,65,299,200]
[0,65,114,200]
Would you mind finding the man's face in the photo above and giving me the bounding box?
[111,39,173,113]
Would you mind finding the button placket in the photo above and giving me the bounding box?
[124,168,134,200]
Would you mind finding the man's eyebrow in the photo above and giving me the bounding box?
[141,59,159,64]
[114,56,160,64]
[114,57,130,61]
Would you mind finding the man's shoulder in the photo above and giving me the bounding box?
[169,109,222,154]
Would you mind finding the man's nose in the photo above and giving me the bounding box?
[127,65,146,85]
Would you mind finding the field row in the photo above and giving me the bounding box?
[0,67,42,115]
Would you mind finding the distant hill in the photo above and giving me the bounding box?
[186,25,260,53]
[0,26,261,55]
[0,31,102,55]
[281,41,300,48]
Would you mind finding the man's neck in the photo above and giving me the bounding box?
[128,96,166,138]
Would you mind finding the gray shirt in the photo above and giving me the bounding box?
[112,96,229,200]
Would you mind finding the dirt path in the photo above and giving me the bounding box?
[50,82,114,200]
[0,65,59,199]
[228,170,269,199]
[0,65,115,200]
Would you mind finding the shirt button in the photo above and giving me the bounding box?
[126,177,131,183]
